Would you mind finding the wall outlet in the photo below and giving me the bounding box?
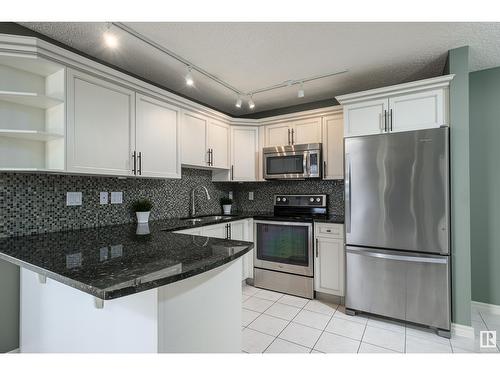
[110,192,123,204]
[228,191,233,200]
[99,192,108,205]
[248,192,254,201]
[66,192,82,206]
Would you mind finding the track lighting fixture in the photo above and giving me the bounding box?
[103,23,118,49]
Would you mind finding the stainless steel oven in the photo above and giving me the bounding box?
[254,220,313,277]
[253,194,327,299]
[263,143,322,180]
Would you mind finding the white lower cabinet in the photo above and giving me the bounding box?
[314,223,345,296]
[201,222,228,239]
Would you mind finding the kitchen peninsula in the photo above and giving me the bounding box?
[0,220,253,353]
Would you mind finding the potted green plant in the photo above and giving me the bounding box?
[133,199,153,224]
[220,197,233,215]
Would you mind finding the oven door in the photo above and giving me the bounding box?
[254,220,313,276]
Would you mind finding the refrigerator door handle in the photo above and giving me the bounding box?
[345,153,351,233]
[346,247,447,264]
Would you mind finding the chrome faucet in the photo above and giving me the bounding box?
[191,185,211,217]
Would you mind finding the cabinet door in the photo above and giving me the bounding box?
[201,223,228,239]
[292,117,322,144]
[344,98,388,137]
[67,69,135,175]
[181,111,208,167]
[322,113,344,179]
[265,123,291,146]
[207,120,230,169]
[314,237,345,296]
[229,220,245,240]
[136,94,181,178]
[242,219,254,281]
[388,89,446,133]
[231,126,258,181]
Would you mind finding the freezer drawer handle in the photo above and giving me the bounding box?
[347,249,447,264]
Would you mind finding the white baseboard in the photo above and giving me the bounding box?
[7,348,20,353]
[452,323,475,339]
[472,301,500,315]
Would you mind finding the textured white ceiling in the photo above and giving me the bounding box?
[18,22,500,116]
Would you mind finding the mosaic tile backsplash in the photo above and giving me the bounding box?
[0,168,230,238]
[0,168,344,238]
[227,179,344,216]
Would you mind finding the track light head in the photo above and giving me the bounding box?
[103,24,119,49]
[248,96,255,110]
[185,67,194,86]
[235,96,243,108]
[297,82,305,98]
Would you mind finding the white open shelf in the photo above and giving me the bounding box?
[0,129,64,142]
[0,91,63,109]
[0,54,66,172]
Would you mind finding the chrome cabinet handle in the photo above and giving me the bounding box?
[291,129,295,144]
[231,165,234,180]
[138,152,142,175]
[315,238,319,257]
[323,160,327,178]
[287,129,291,145]
[384,110,388,132]
[132,151,137,175]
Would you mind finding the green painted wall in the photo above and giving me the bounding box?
[448,46,472,326]
[470,66,500,306]
[0,260,19,352]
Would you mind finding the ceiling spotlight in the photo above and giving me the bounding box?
[103,31,118,49]
[235,96,243,108]
[297,82,305,98]
[185,67,194,86]
[248,96,255,110]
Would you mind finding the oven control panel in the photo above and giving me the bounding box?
[274,194,327,207]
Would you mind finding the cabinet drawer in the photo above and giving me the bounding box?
[315,223,344,238]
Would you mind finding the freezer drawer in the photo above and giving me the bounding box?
[346,246,450,330]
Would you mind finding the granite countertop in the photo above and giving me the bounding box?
[0,211,344,301]
[0,220,253,300]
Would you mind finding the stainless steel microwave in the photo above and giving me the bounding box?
[263,143,322,180]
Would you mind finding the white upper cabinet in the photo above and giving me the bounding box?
[264,117,322,146]
[292,118,322,144]
[264,123,292,147]
[322,113,344,180]
[207,120,230,169]
[388,89,445,133]
[135,94,181,178]
[337,75,454,138]
[181,111,208,167]
[343,98,388,137]
[67,69,135,176]
[231,126,259,181]
[181,111,230,169]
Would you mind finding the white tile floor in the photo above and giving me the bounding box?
[241,285,500,354]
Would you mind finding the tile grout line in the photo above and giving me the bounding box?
[261,296,305,353]
[310,304,338,352]
[356,318,369,353]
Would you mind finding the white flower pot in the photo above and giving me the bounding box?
[222,204,232,215]
[136,211,150,224]
[136,223,150,235]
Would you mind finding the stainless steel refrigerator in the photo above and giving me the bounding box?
[344,127,451,337]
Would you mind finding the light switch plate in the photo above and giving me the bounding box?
[66,192,82,206]
[248,192,254,201]
[228,191,233,200]
[99,192,108,205]
[111,192,123,204]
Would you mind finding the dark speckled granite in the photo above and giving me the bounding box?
[0,219,253,300]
